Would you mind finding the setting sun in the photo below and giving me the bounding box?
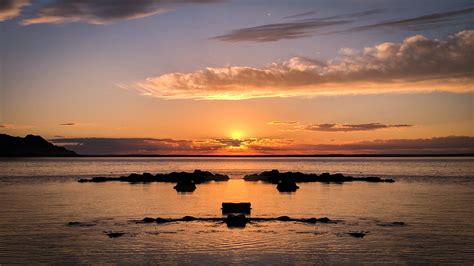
[231,131,243,140]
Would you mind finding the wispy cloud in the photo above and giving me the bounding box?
[0,0,29,22]
[337,7,474,33]
[0,123,33,129]
[303,123,413,132]
[213,7,473,43]
[267,121,298,125]
[59,123,76,126]
[132,31,474,100]
[283,11,317,20]
[50,136,474,155]
[211,9,383,42]
[18,0,223,25]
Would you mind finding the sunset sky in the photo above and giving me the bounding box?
[0,0,473,155]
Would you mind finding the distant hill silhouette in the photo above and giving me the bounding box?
[0,134,77,156]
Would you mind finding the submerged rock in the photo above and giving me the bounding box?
[222,202,251,214]
[276,180,299,192]
[225,213,247,228]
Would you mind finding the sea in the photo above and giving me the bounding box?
[0,157,473,264]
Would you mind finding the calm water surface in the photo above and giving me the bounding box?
[0,157,473,264]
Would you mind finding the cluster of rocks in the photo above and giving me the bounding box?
[78,170,229,184]
[244,170,395,184]
[138,215,335,228]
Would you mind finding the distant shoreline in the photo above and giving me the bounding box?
[1,154,473,158]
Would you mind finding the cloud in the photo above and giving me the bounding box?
[0,0,29,22]
[338,7,474,33]
[50,136,474,155]
[300,136,474,154]
[283,11,317,20]
[211,9,383,42]
[20,0,222,25]
[0,123,32,129]
[213,7,473,43]
[132,30,474,100]
[59,123,76,126]
[267,121,298,125]
[303,123,412,132]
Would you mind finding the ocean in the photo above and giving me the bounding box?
[0,157,473,264]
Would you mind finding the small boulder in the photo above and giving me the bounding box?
[347,231,368,238]
[173,179,196,192]
[105,231,125,238]
[276,180,299,192]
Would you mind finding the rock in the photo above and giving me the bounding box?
[225,213,247,228]
[155,218,170,224]
[105,231,125,238]
[67,221,96,227]
[277,216,292,221]
[377,221,406,227]
[182,216,197,221]
[276,180,299,192]
[222,202,251,214]
[78,170,229,183]
[302,218,318,224]
[173,180,196,192]
[347,231,368,238]
[141,217,156,223]
[317,217,332,223]
[244,170,395,184]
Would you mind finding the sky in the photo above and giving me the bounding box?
[0,0,473,155]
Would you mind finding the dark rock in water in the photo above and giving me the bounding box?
[225,213,247,228]
[277,180,299,192]
[67,221,96,227]
[377,221,406,227]
[317,217,332,223]
[141,217,156,223]
[182,216,197,221]
[302,218,318,223]
[155,218,170,224]
[105,232,125,238]
[222,202,251,214]
[78,170,229,184]
[174,179,197,192]
[244,170,395,184]
[277,216,291,221]
[347,231,368,238]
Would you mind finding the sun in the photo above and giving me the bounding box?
[231,131,243,140]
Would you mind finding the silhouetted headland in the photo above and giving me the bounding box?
[0,134,77,156]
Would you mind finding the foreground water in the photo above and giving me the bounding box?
[0,157,473,264]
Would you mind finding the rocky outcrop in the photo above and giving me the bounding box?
[244,170,395,183]
[135,216,336,225]
[78,170,229,183]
